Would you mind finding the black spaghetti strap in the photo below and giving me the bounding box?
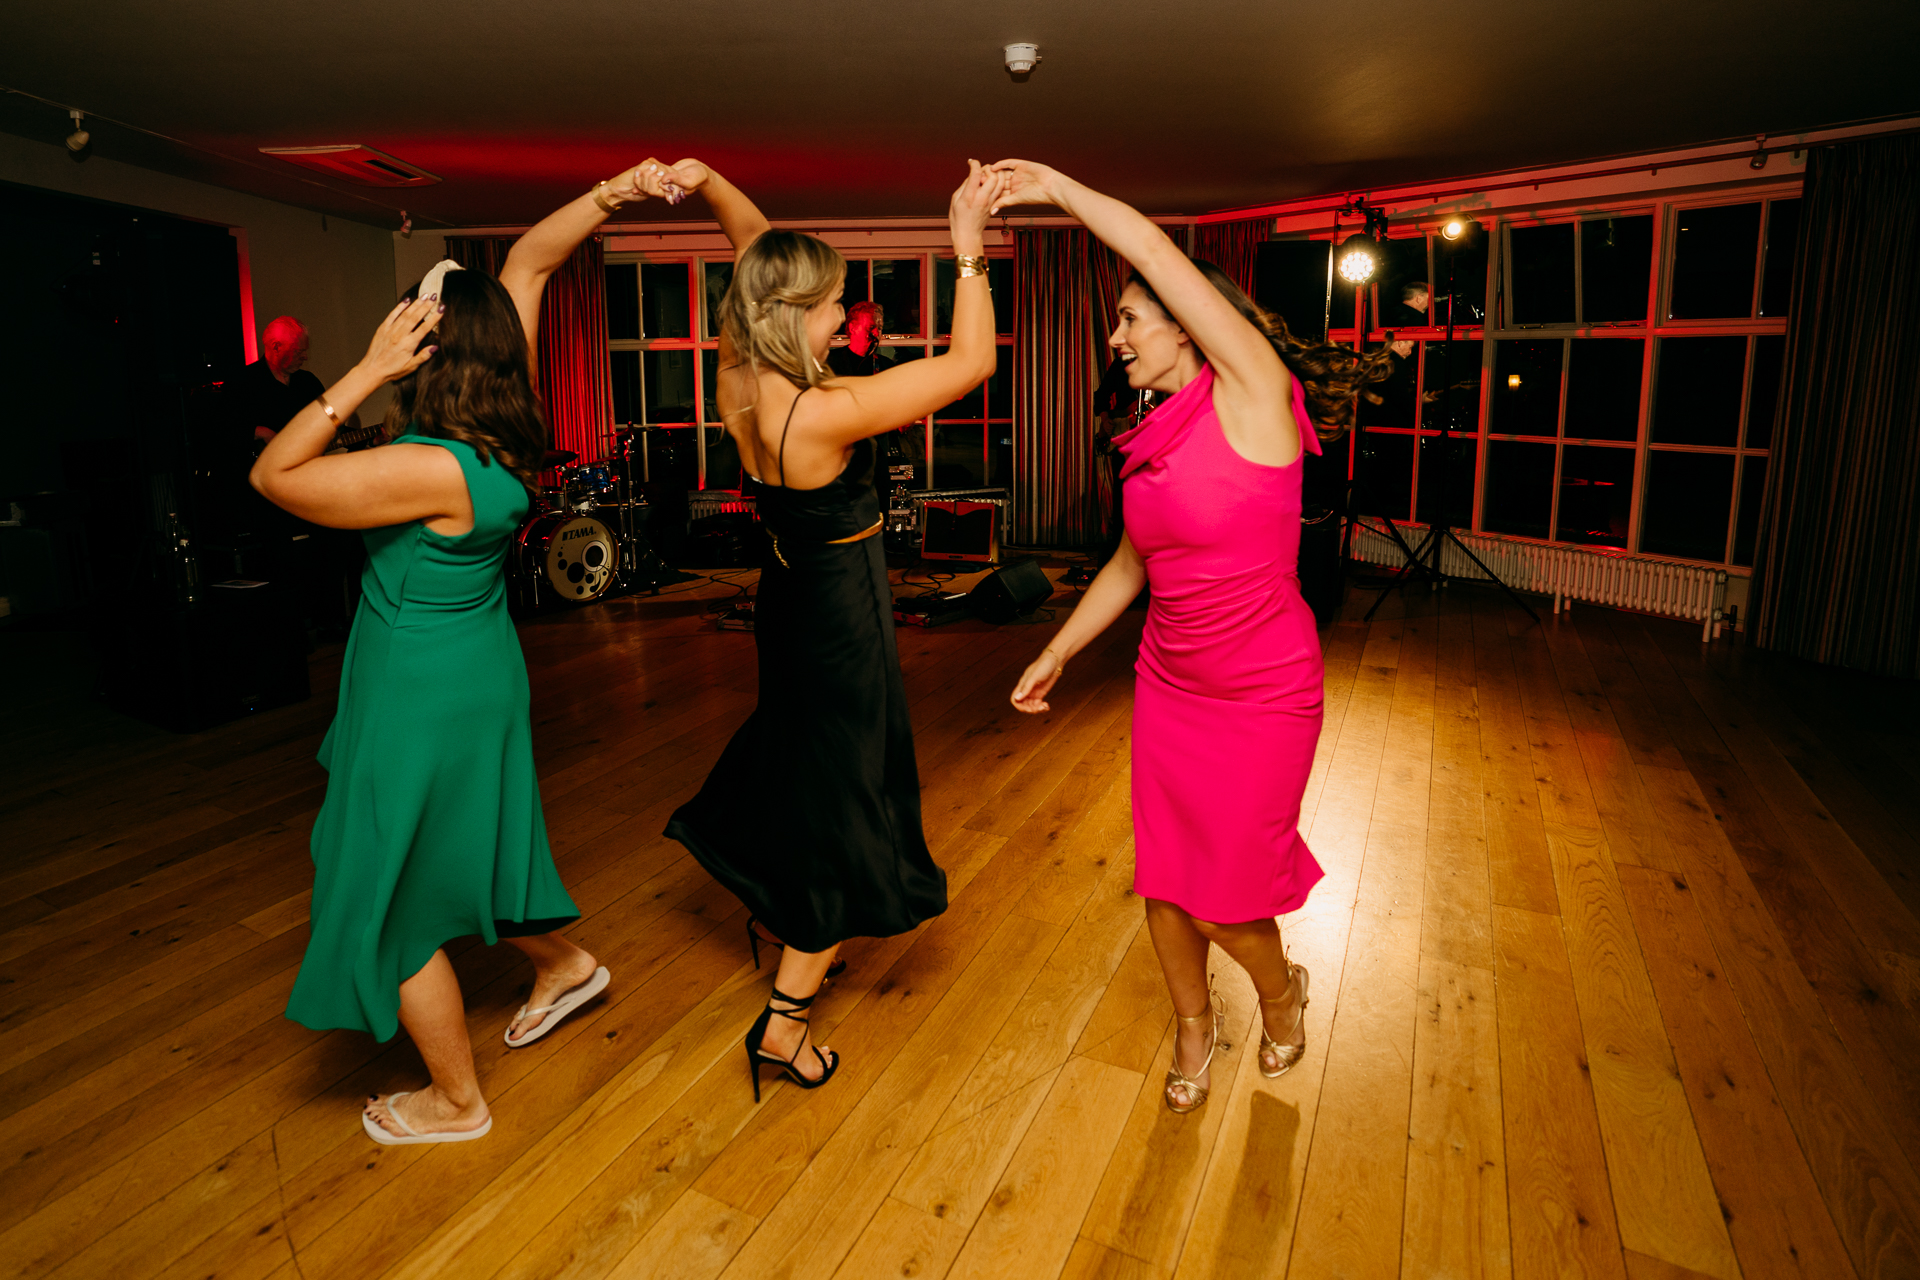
[776,388,806,487]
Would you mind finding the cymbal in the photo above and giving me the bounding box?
[542,448,579,468]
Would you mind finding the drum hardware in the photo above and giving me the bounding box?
[513,511,620,607]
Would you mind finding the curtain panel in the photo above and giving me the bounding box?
[1013,228,1126,546]
[1752,136,1920,677]
[1192,216,1272,295]
[444,235,613,464]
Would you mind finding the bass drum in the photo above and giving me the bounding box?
[516,512,620,604]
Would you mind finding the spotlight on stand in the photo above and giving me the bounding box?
[1440,215,1482,243]
[1337,232,1379,284]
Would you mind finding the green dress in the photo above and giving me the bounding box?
[286,435,578,1041]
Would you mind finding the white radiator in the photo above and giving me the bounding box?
[1348,521,1730,641]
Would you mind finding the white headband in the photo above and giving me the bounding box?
[418,258,464,300]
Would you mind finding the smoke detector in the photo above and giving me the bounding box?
[259,144,440,188]
[1004,43,1040,75]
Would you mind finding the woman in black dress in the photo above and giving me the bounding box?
[654,158,1009,1099]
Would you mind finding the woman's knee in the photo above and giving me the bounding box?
[1189,914,1277,944]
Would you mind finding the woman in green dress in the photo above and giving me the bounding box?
[253,162,674,1143]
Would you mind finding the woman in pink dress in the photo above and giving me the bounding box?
[1002,161,1384,1112]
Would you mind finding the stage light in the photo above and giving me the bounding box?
[1337,232,1379,285]
[1442,218,1466,240]
[65,110,89,153]
[1508,373,1522,388]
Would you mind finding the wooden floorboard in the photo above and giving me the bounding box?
[3,572,1918,1280]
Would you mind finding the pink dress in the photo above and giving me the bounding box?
[1114,365,1326,923]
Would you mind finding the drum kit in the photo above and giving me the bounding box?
[508,427,669,610]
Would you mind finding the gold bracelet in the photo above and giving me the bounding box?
[315,394,339,425]
[956,254,989,279]
[591,181,623,215]
[1043,646,1066,672]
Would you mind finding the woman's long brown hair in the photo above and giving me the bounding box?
[382,268,548,487]
[1130,260,1395,441]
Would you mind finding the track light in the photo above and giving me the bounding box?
[400,210,412,238]
[1439,215,1482,246]
[65,110,89,153]
[1337,232,1379,285]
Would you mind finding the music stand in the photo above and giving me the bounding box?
[1363,224,1537,622]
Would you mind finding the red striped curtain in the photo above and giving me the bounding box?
[1192,217,1271,295]
[1014,228,1126,546]
[444,235,613,463]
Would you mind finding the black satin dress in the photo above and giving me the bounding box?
[665,419,947,953]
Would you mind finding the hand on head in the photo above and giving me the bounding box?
[361,295,443,384]
[949,160,1012,236]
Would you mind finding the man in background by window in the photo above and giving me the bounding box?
[1388,282,1429,358]
[827,301,894,379]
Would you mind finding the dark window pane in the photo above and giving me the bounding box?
[1380,237,1430,328]
[871,259,922,336]
[649,426,700,491]
[1654,337,1746,446]
[640,263,691,340]
[610,349,640,424]
[1745,334,1784,449]
[1422,340,1483,433]
[1760,199,1800,317]
[1358,342,1417,429]
[701,348,718,425]
[703,261,733,339]
[1434,231,1487,328]
[1483,439,1556,539]
[842,260,871,309]
[881,344,926,368]
[987,346,1012,419]
[605,264,639,340]
[1641,451,1735,561]
[1354,430,1414,522]
[1510,223,1575,325]
[1565,339,1645,441]
[1732,455,1768,567]
[1255,239,1334,341]
[990,426,1013,488]
[1669,202,1760,319]
[933,422,985,488]
[935,372,986,420]
[1492,340,1562,436]
[935,257,1013,335]
[643,349,697,423]
[897,420,928,488]
[1580,215,1652,322]
[1416,434,1477,527]
[703,425,742,490]
[1556,444,1634,548]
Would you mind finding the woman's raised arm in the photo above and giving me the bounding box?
[499,159,672,351]
[989,160,1289,414]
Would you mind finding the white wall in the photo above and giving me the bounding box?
[0,131,396,407]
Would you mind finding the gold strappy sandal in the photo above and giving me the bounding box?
[1164,982,1231,1114]
[1259,962,1311,1078]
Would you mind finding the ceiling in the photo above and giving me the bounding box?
[5,1,1917,230]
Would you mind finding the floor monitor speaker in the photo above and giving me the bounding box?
[966,557,1053,624]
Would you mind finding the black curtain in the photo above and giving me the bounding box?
[1753,135,1920,678]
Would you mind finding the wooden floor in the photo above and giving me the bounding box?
[3,568,1919,1280]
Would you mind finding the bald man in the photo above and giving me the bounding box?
[230,316,361,638]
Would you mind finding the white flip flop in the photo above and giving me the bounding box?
[362,1092,493,1146]
[503,966,610,1047]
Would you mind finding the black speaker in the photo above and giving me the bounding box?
[966,557,1054,624]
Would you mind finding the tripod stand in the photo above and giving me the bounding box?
[1363,229,1537,623]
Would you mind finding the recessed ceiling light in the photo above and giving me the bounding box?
[259,144,440,188]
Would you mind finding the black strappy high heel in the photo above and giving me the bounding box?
[746,915,846,979]
[744,985,840,1102]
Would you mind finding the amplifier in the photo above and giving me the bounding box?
[911,487,1011,546]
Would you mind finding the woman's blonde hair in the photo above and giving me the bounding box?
[717,230,847,393]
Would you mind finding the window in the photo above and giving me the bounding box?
[606,249,1012,489]
[1324,189,1791,568]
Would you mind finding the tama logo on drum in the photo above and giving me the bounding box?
[560,527,597,541]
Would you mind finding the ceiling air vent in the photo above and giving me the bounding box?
[258,145,440,188]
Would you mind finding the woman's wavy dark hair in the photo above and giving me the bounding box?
[1129,260,1395,442]
[382,268,547,487]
